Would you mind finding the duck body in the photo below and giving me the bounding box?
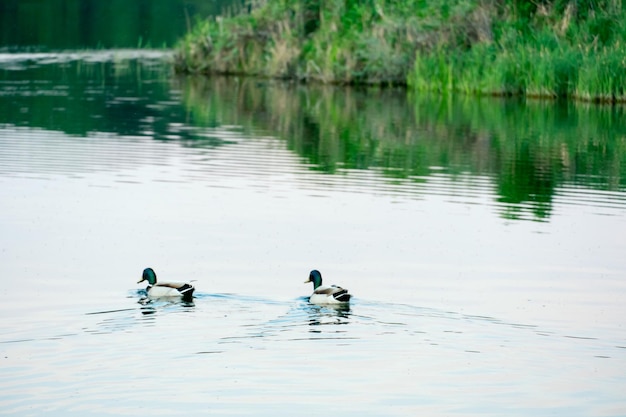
[305,270,351,305]
[138,268,194,302]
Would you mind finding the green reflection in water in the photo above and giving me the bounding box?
[181,76,626,221]
[1,53,624,222]
[1,55,162,134]
[0,52,219,144]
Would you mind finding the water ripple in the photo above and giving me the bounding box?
[2,122,625,221]
[1,292,623,416]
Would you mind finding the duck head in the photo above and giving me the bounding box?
[138,267,157,285]
[305,269,323,289]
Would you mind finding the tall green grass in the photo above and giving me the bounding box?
[176,0,626,102]
[407,1,626,102]
[175,0,442,84]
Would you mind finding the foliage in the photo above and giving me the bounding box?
[406,0,626,102]
[175,0,626,101]
[176,0,449,84]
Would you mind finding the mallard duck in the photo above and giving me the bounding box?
[137,267,195,301]
[304,269,352,304]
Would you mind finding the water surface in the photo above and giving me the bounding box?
[0,51,625,416]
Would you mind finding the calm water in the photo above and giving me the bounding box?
[1,51,625,416]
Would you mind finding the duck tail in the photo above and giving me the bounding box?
[178,283,195,301]
[333,289,351,303]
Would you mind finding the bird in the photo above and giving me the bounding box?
[137,267,195,301]
[304,269,352,304]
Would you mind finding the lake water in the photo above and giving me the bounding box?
[1,51,625,416]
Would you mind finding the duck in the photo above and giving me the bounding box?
[304,269,352,305]
[137,267,195,301]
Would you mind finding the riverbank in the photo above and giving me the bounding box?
[174,0,626,102]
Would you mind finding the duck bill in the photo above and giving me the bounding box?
[137,278,145,284]
[304,279,311,283]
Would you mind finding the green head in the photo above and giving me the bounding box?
[305,269,323,289]
[138,267,157,285]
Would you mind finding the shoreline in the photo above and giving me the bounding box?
[174,0,626,104]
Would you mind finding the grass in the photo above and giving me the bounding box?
[175,0,626,102]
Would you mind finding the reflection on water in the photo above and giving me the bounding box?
[305,303,352,328]
[2,52,624,221]
[182,76,626,221]
[1,52,625,416]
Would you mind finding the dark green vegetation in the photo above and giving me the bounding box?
[0,0,230,50]
[176,0,626,102]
